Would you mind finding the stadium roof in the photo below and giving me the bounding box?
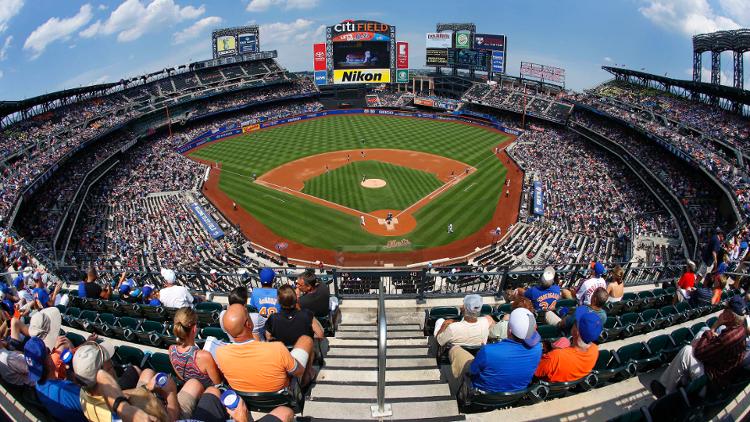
[0,83,117,120]
[602,66,750,105]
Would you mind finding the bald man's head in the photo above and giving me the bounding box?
[223,303,253,340]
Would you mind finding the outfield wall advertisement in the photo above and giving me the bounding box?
[212,26,259,59]
[190,203,225,240]
[332,69,391,84]
[425,32,451,48]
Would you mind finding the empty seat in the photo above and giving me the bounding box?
[615,342,660,372]
[591,349,629,386]
[600,317,624,342]
[423,306,460,336]
[201,326,229,342]
[113,345,145,369]
[537,324,561,341]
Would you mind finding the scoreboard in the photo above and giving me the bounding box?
[212,26,260,59]
[447,49,491,70]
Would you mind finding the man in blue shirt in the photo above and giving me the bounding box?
[524,266,561,312]
[32,276,50,308]
[450,308,542,393]
[250,268,280,318]
[24,337,88,422]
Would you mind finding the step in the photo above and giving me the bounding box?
[337,324,422,332]
[327,347,429,357]
[303,399,461,420]
[335,331,424,339]
[328,338,428,347]
[309,383,451,400]
[324,357,435,368]
[317,368,441,383]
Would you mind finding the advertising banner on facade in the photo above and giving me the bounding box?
[396,41,408,68]
[492,51,505,73]
[473,33,505,51]
[425,32,451,48]
[314,70,327,85]
[455,30,471,49]
[238,33,257,53]
[532,181,544,216]
[396,69,408,83]
[190,203,225,240]
[332,69,391,84]
[313,43,326,71]
[426,48,448,66]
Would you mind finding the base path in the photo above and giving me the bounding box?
[257,149,475,236]
[189,125,522,267]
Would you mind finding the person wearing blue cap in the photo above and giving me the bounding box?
[568,262,607,306]
[535,308,603,382]
[141,285,162,307]
[450,308,542,393]
[250,268,280,317]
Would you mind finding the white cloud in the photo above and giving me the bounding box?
[246,0,318,12]
[0,35,11,61]
[82,0,205,42]
[0,0,23,33]
[173,15,221,44]
[260,19,316,43]
[604,56,613,62]
[638,0,744,36]
[23,4,93,59]
[0,69,4,78]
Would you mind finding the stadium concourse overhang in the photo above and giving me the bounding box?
[602,65,750,116]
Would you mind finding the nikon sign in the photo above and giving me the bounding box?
[333,69,391,84]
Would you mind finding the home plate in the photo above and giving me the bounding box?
[378,217,399,231]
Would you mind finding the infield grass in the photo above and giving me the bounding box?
[302,161,443,213]
[189,114,508,252]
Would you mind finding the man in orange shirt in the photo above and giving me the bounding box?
[534,308,603,383]
[215,304,314,392]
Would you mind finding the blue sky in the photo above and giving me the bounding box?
[0,0,748,99]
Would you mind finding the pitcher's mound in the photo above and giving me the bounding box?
[361,179,386,188]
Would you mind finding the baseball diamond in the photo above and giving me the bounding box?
[187,114,521,264]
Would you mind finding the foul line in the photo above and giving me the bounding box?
[463,182,477,192]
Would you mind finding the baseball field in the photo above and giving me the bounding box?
[188,114,516,261]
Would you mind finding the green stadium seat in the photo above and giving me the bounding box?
[541,377,589,399]
[91,313,117,336]
[599,317,624,342]
[479,304,493,316]
[555,299,576,309]
[147,352,182,387]
[135,320,169,347]
[658,305,681,326]
[200,326,229,342]
[55,305,67,315]
[643,390,691,422]
[423,306,460,336]
[110,317,140,342]
[690,322,708,337]
[100,299,121,314]
[591,349,630,386]
[645,334,672,362]
[615,342,660,372]
[235,379,304,414]
[537,324,561,341]
[636,309,660,332]
[669,327,692,348]
[618,312,640,337]
[637,291,656,310]
[120,302,142,318]
[706,316,718,328]
[113,345,146,369]
[64,332,87,348]
[141,305,167,322]
[70,310,98,331]
[457,372,529,413]
[195,302,223,313]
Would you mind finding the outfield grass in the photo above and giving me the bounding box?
[189,115,508,251]
[302,161,443,213]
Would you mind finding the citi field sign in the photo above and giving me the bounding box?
[331,20,391,42]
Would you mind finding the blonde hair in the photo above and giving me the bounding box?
[172,307,197,345]
[124,387,169,421]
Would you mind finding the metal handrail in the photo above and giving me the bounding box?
[371,277,392,417]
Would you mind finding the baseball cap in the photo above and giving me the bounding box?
[160,268,176,284]
[119,284,131,294]
[72,341,115,388]
[142,285,153,298]
[593,262,606,277]
[259,268,275,285]
[29,307,62,351]
[728,296,747,316]
[716,262,728,275]
[463,294,483,316]
[508,308,541,348]
[22,267,33,279]
[541,266,555,286]
[24,337,48,383]
[575,308,603,344]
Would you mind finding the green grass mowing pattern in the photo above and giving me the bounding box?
[302,161,443,213]
[190,115,508,252]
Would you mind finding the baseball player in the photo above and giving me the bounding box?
[448,223,454,234]
[233,202,237,211]
[360,215,365,226]
[362,175,366,183]
[506,189,510,198]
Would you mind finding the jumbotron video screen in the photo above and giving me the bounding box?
[332,41,390,70]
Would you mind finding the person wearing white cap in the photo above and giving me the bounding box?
[520,266,561,312]
[450,308,542,393]
[158,268,194,309]
[435,294,495,348]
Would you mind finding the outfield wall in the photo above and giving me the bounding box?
[175,108,523,154]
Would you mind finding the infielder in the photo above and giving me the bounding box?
[448,223,454,233]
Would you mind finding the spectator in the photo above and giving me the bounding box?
[169,307,224,388]
[522,266,561,311]
[77,267,106,299]
[570,262,607,306]
[606,266,625,302]
[535,308,603,382]
[676,260,697,302]
[219,286,266,342]
[651,296,748,397]
[451,308,542,393]
[435,294,495,347]
[250,268,280,318]
[266,285,324,346]
[702,228,724,274]
[141,285,161,307]
[216,304,315,391]
[0,340,31,387]
[296,269,329,318]
[158,268,194,308]
[489,296,535,340]
[547,287,608,339]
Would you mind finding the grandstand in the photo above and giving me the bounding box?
[0,11,749,422]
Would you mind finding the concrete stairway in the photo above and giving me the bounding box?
[304,322,465,421]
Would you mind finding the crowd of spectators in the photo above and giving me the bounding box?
[463,81,574,123]
[570,87,750,218]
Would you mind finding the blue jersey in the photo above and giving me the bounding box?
[33,287,50,307]
[524,285,561,311]
[250,287,280,317]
